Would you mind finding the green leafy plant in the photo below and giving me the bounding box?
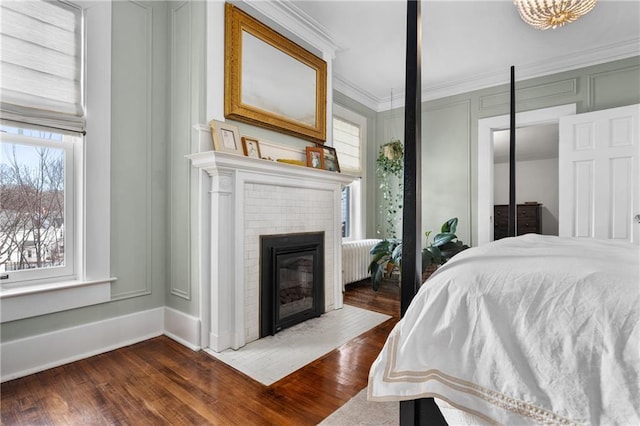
[368,238,402,291]
[422,217,469,269]
[376,139,403,238]
[368,218,469,291]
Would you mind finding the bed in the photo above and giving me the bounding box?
[368,234,640,425]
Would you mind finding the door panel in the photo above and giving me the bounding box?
[559,104,639,244]
[611,157,632,240]
[572,160,594,238]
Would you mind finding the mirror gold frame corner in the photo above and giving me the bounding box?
[224,3,327,143]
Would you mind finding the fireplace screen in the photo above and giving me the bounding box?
[260,232,324,337]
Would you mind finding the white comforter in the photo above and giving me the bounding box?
[368,235,639,425]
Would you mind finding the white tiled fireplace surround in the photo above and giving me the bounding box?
[189,150,354,352]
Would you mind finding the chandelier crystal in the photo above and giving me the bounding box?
[514,0,598,30]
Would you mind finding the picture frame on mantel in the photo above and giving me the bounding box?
[322,146,340,173]
[210,120,242,155]
[242,137,262,158]
[306,146,325,169]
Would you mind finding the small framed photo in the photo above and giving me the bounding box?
[306,146,325,169]
[210,120,242,155]
[241,137,262,158]
[322,146,340,173]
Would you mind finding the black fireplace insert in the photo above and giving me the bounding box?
[260,232,324,337]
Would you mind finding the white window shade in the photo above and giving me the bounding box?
[0,0,84,132]
[333,117,361,175]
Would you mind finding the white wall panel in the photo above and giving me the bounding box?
[111,0,153,299]
[169,2,192,300]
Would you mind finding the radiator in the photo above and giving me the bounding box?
[342,239,382,286]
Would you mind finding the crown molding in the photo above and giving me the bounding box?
[516,37,640,83]
[241,0,340,58]
[345,38,640,112]
[333,74,381,112]
[376,91,407,113]
[422,37,639,104]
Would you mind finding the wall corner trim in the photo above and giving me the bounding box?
[164,307,201,351]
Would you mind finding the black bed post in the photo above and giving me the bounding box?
[399,0,422,318]
[508,65,517,237]
[399,1,447,425]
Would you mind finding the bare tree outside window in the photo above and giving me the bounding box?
[1,139,66,273]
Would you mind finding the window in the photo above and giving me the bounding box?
[341,185,350,238]
[333,105,366,240]
[333,117,361,174]
[0,0,83,286]
[0,0,112,321]
[0,126,79,284]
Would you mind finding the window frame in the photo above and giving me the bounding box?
[0,0,113,323]
[0,128,79,285]
[341,185,350,238]
[333,105,366,241]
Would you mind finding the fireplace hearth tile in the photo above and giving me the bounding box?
[205,305,390,385]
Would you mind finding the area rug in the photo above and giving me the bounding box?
[206,305,390,386]
[319,388,398,425]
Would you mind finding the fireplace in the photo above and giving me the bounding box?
[260,232,324,337]
[189,148,354,351]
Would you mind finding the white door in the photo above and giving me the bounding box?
[559,104,640,244]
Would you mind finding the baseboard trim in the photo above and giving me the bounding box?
[1,308,164,382]
[163,307,201,351]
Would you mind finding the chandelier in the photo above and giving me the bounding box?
[514,0,598,30]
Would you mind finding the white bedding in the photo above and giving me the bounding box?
[368,235,640,425]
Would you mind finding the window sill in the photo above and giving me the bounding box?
[0,278,116,323]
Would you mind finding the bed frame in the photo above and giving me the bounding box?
[398,2,516,424]
[399,1,448,423]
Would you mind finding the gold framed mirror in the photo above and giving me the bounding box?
[224,3,327,143]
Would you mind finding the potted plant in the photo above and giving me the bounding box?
[368,238,402,291]
[422,217,469,281]
[368,218,469,291]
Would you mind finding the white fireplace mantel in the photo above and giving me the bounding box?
[189,150,355,185]
[188,150,354,352]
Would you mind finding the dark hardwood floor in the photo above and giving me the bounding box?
[1,279,400,425]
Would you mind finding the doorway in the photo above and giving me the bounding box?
[477,104,576,245]
[493,123,559,238]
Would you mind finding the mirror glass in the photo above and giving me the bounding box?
[242,32,317,127]
[492,124,560,241]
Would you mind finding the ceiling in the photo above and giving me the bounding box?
[278,0,640,112]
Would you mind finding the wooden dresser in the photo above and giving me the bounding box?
[494,203,541,240]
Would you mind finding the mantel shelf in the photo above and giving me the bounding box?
[187,150,356,185]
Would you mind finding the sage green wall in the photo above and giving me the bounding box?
[165,0,207,317]
[422,99,471,244]
[0,1,169,342]
[373,56,640,247]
